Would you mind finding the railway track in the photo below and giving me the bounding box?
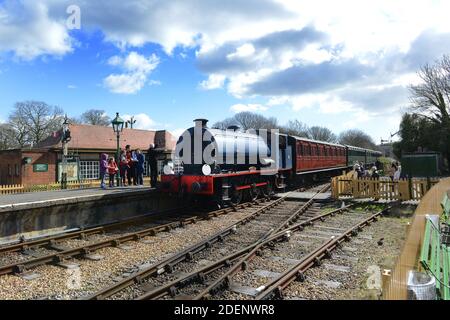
[0,200,271,276]
[0,181,327,258]
[135,205,387,300]
[82,184,331,300]
[0,182,332,300]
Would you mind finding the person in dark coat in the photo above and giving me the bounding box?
[136,149,145,186]
[125,145,133,185]
[130,150,138,185]
[99,153,108,189]
[147,143,158,188]
[119,150,129,186]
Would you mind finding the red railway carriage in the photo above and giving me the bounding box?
[290,136,347,174]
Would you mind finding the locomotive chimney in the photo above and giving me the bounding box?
[194,119,208,128]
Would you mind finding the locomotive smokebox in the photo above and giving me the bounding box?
[194,119,208,128]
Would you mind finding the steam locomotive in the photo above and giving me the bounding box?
[161,119,381,206]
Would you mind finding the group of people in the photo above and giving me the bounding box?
[352,160,402,180]
[353,159,383,179]
[389,161,402,181]
[99,144,158,189]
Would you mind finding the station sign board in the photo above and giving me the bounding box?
[33,164,48,172]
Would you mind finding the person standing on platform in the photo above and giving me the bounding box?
[130,149,138,185]
[371,166,380,179]
[375,158,382,171]
[136,149,145,186]
[100,153,108,189]
[389,162,397,181]
[147,143,158,188]
[394,162,401,181]
[107,156,118,187]
[125,145,133,185]
[119,150,129,186]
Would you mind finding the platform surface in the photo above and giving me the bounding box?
[278,191,332,201]
[0,186,154,209]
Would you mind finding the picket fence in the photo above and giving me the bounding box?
[0,176,151,195]
[331,175,440,201]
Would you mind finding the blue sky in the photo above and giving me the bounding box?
[1,0,450,141]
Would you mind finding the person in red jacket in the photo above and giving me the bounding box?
[108,157,119,187]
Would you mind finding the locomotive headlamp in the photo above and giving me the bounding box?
[202,164,212,176]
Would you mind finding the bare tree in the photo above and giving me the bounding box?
[282,120,309,137]
[339,129,377,149]
[9,101,64,146]
[409,54,450,165]
[410,55,450,124]
[233,112,278,130]
[212,112,279,131]
[80,109,111,126]
[308,126,337,142]
[8,112,30,147]
[212,117,238,130]
[0,123,15,150]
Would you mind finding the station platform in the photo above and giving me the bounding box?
[0,186,178,245]
[0,186,153,211]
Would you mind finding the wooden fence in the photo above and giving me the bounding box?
[0,176,152,195]
[331,175,440,201]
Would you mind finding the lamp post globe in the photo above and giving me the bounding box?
[112,113,124,187]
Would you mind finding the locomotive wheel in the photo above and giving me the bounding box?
[261,181,273,198]
[247,185,260,202]
[230,189,243,206]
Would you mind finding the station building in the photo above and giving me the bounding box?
[0,124,176,186]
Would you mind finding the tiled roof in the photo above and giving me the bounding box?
[37,124,176,152]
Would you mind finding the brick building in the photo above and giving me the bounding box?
[0,124,176,186]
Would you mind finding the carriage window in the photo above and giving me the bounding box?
[324,148,328,157]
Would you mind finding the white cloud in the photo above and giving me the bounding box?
[230,103,268,113]
[2,0,450,140]
[67,84,77,89]
[0,1,72,60]
[148,80,162,86]
[227,44,255,61]
[122,113,157,130]
[199,74,226,90]
[104,51,160,94]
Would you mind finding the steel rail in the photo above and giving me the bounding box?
[271,183,330,235]
[135,203,353,300]
[0,200,267,276]
[0,206,192,254]
[82,195,294,300]
[83,184,329,300]
[192,202,355,300]
[255,206,391,300]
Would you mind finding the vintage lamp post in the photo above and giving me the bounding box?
[112,112,124,187]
